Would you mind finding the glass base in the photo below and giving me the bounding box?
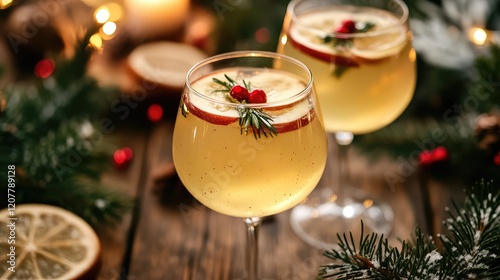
[290,188,393,250]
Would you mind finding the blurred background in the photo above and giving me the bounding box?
[0,0,499,227]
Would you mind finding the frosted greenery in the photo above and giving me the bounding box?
[318,180,499,280]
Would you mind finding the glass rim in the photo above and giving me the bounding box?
[288,0,409,38]
[185,50,314,109]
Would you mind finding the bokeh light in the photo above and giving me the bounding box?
[147,104,164,122]
[89,33,103,49]
[102,21,117,36]
[254,27,270,44]
[113,147,134,168]
[95,6,110,24]
[0,0,13,9]
[470,27,488,46]
[106,2,123,22]
[34,59,56,79]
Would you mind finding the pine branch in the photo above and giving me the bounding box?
[352,116,477,165]
[0,28,130,228]
[439,180,500,279]
[319,180,500,279]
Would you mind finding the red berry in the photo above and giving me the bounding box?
[247,89,267,103]
[230,85,249,102]
[336,20,356,33]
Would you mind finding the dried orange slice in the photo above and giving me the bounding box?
[127,41,208,93]
[0,204,101,279]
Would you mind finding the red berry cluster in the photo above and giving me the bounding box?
[230,85,267,103]
[335,19,357,34]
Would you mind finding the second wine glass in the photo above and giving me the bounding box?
[277,0,417,249]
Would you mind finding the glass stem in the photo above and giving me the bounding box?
[244,217,262,280]
[334,131,354,196]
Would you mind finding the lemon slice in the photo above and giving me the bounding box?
[0,204,101,280]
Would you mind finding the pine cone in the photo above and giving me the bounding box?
[475,112,500,155]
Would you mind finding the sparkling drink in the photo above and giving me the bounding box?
[173,67,327,218]
[278,5,416,134]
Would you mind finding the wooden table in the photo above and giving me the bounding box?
[93,115,462,280]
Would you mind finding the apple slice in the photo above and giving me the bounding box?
[288,13,408,67]
[183,94,239,126]
[288,31,360,67]
[184,69,316,134]
[350,25,407,61]
[185,95,317,134]
[271,101,316,133]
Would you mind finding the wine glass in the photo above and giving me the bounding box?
[172,51,328,279]
[277,0,417,249]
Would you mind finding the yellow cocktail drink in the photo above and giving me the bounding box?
[278,6,416,134]
[173,68,327,218]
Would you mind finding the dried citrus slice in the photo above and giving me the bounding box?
[127,41,207,93]
[0,204,100,280]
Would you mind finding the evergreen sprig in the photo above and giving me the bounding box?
[0,29,131,229]
[212,75,278,139]
[319,180,500,279]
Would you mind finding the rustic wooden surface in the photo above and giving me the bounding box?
[93,115,461,280]
[88,33,461,278]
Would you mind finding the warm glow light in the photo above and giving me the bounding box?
[102,21,117,35]
[95,6,110,24]
[106,2,123,21]
[125,0,190,37]
[363,199,374,208]
[0,0,13,9]
[342,206,355,218]
[470,27,488,46]
[89,33,103,49]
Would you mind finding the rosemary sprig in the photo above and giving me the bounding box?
[212,75,278,139]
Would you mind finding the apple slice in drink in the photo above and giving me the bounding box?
[183,70,316,133]
[288,9,408,67]
[350,25,407,63]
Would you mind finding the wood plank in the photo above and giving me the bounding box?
[95,126,149,280]
[127,121,420,279]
